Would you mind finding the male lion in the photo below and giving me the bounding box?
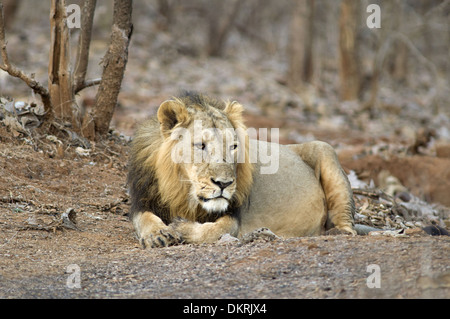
[128,92,356,248]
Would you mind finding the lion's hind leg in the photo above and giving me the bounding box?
[289,141,356,235]
[132,211,183,248]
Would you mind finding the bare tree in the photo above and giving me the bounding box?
[286,0,315,91]
[0,0,133,140]
[338,0,361,101]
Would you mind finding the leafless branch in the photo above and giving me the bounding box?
[0,3,51,111]
[74,77,102,94]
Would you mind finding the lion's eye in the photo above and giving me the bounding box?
[195,143,206,150]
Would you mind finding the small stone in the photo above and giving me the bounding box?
[217,233,239,245]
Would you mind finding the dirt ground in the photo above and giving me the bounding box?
[0,127,448,299]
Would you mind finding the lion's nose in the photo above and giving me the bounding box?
[211,178,233,190]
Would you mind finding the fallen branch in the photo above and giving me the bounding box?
[352,188,383,199]
[19,208,79,232]
[352,188,398,208]
[0,196,37,207]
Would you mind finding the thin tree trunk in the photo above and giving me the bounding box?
[389,1,407,83]
[2,0,20,30]
[92,0,133,137]
[74,0,97,93]
[338,0,361,101]
[207,0,241,57]
[156,0,172,31]
[286,0,315,91]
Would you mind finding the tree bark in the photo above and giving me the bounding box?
[48,0,77,127]
[338,0,361,101]
[92,0,133,137]
[74,0,97,93]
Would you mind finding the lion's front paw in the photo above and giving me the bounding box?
[168,218,200,243]
[140,226,183,248]
[168,217,232,244]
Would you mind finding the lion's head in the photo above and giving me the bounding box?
[129,93,254,223]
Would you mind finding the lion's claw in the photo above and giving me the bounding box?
[141,226,183,248]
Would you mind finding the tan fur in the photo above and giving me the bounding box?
[127,93,355,248]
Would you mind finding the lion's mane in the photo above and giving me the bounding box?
[127,93,254,224]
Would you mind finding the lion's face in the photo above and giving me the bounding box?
[183,112,240,213]
[156,95,250,215]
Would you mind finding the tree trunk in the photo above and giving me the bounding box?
[388,1,407,83]
[2,0,20,30]
[48,0,77,128]
[286,0,315,91]
[207,0,241,57]
[92,0,133,137]
[74,0,97,93]
[156,0,173,31]
[338,0,361,101]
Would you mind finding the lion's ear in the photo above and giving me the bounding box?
[224,101,244,127]
[157,99,189,136]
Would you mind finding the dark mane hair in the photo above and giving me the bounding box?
[178,90,226,110]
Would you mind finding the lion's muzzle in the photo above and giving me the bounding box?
[196,177,235,213]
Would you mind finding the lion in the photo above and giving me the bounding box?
[127,92,356,248]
